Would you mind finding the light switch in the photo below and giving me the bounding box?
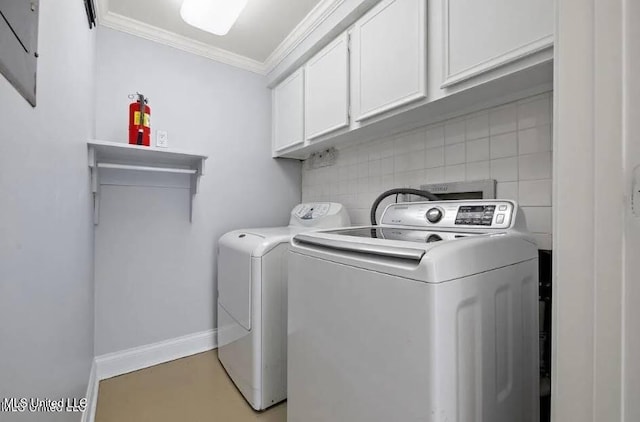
[156,130,169,148]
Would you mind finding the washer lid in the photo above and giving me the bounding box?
[293,227,484,263]
[292,226,537,283]
[328,227,486,244]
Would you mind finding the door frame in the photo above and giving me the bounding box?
[552,0,638,420]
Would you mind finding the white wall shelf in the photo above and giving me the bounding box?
[88,140,207,224]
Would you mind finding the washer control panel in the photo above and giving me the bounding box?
[455,205,496,226]
[381,200,515,229]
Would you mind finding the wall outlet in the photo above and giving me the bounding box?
[307,147,338,169]
[156,130,169,148]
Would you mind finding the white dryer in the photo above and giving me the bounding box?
[288,200,539,422]
[217,203,350,410]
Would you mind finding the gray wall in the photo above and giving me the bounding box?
[0,1,96,421]
[93,28,301,355]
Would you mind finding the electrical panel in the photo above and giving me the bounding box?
[0,0,39,106]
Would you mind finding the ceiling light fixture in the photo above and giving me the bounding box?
[180,0,249,36]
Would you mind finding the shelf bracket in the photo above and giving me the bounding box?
[89,145,100,225]
[93,184,100,226]
[189,157,206,222]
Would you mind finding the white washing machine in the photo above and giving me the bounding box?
[288,200,539,422]
[217,202,350,411]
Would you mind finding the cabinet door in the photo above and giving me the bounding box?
[273,68,304,153]
[442,0,553,87]
[304,32,350,141]
[352,0,427,122]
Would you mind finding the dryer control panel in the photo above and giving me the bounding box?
[289,202,351,229]
[380,200,516,230]
[293,203,331,220]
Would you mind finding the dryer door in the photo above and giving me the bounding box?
[218,232,263,330]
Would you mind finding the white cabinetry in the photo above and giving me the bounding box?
[304,32,350,141]
[269,0,554,159]
[351,0,427,122]
[272,68,304,155]
[442,0,553,87]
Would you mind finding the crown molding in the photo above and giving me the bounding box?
[263,0,346,74]
[96,3,265,74]
[95,0,347,76]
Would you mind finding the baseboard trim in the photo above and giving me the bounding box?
[95,329,218,381]
[82,329,217,421]
[81,361,98,422]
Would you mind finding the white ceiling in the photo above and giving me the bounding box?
[105,0,323,63]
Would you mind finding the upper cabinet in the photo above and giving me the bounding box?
[270,0,553,159]
[304,32,350,141]
[272,68,305,155]
[441,0,553,87]
[351,0,427,122]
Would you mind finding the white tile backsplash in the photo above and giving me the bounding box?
[497,181,519,202]
[394,153,411,171]
[355,145,368,163]
[380,156,394,175]
[519,179,552,206]
[490,131,518,159]
[407,152,425,171]
[426,166,445,183]
[465,111,490,141]
[518,124,552,155]
[367,141,383,161]
[489,104,518,135]
[369,159,382,177]
[517,94,552,130]
[338,165,349,180]
[357,161,369,178]
[445,164,466,182]
[381,174,394,190]
[466,138,490,162]
[445,119,466,145]
[445,143,466,165]
[347,164,357,180]
[395,130,425,154]
[425,125,445,148]
[466,160,490,180]
[519,152,552,180]
[490,156,519,182]
[380,139,395,158]
[303,92,553,248]
[425,146,445,168]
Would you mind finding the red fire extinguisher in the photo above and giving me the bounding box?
[128,93,151,146]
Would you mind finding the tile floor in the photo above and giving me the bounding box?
[95,350,286,422]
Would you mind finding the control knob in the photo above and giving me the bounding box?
[426,207,443,223]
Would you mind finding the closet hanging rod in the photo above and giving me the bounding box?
[96,163,198,174]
